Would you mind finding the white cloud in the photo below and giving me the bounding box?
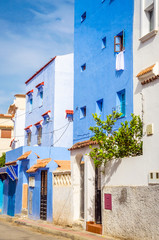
[0,0,74,112]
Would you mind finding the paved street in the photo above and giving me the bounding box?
[0,221,70,240]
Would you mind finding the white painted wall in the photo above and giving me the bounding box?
[71,147,95,227]
[53,53,74,148]
[14,109,25,148]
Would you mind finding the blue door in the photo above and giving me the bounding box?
[0,180,3,214]
[7,179,16,216]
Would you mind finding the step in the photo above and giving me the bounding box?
[86,221,102,235]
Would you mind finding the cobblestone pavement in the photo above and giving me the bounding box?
[0,221,70,240]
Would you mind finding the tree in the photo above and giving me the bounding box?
[89,111,143,167]
[0,153,6,168]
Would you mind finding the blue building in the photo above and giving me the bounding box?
[73,0,133,143]
[0,54,74,221]
[70,0,134,234]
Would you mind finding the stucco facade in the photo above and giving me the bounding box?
[8,94,26,149]
[0,114,14,156]
[25,53,74,148]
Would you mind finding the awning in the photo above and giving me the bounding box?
[26,158,51,173]
[0,165,18,181]
[17,151,32,160]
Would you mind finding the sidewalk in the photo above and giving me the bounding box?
[0,215,120,240]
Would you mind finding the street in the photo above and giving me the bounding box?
[0,221,70,240]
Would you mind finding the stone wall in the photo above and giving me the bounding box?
[103,186,159,240]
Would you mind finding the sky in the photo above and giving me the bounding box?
[0,0,74,113]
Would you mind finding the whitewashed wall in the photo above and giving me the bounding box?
[53,53,74,148]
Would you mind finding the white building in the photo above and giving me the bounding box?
[8,94,26,149]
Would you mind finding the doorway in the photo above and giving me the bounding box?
[80,161,84,219]
[95,167,102,224]
[7,178,16,216]
[40,171,47,220]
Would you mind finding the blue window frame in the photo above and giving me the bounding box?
[39,88,43,107]
[116,90,126,117]
[29,96,33,112]
[96,99,103,116]
[81,63,86,72]
[80,106,86,118]
[81,12,86,23]
[102,37,106,49]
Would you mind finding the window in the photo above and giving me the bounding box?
[81,63,86,71]
[37,127,42,145]
[81,12,86,22]
[116,90,126,117]
[1,129,11,138]
[39,88,43,107]
[114,31,125,53]
[102,37,106,49]
[29,96,33,112]
[147,7,154,32]
[96,99,103,115]
[80,106,86,118]
[140,0,158,42]
[27,132,31,146]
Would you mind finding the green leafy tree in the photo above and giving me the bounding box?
[0,152,6,168]
[89,112,143,167]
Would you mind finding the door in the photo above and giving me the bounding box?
[7,179,16,216]
[95,167,102,224]
[80,163,84,219]
[40,171,47,220]
[0,180,3,214]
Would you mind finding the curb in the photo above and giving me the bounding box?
[0,215,118,240]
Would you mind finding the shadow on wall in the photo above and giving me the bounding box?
[104,158,122,184]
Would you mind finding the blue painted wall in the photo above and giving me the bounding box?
[25,61,56,147]
[74,0,134,143]
[5,145,70,221]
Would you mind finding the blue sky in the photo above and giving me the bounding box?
[0,0,74,113]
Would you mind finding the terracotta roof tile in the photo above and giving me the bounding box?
[26,158,51,173]
[17,151,32,160]
[68,140,97,151]
[54,160,71,171]
[137,64,156,77]
[141,74,159,85]
[5,160,17,166]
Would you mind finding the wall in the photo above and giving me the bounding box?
[53,53,74,148]
[25,60,56,147]
[0,115,13,156]
[74,0,134,144]
[53,172,72,226]
[14,109,25,148]
[25,54,73,149]
[103,186,159,240]
[71,146,95,227]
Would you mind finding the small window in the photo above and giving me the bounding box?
[156,173,159,179]
[1,129,11,138]
[27,132,31,146]
[116,90,126,117]
[39,88,43,107]
[150,172,153,179]
[96,99,103,115]
[80,106,86,118]
[102,37,106,49]
[37,127,42,145]
[114,31,125,53]
[81,12,86,23]
[81,63,86,71]
[147,8,154,32]
[29,96,33,112]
